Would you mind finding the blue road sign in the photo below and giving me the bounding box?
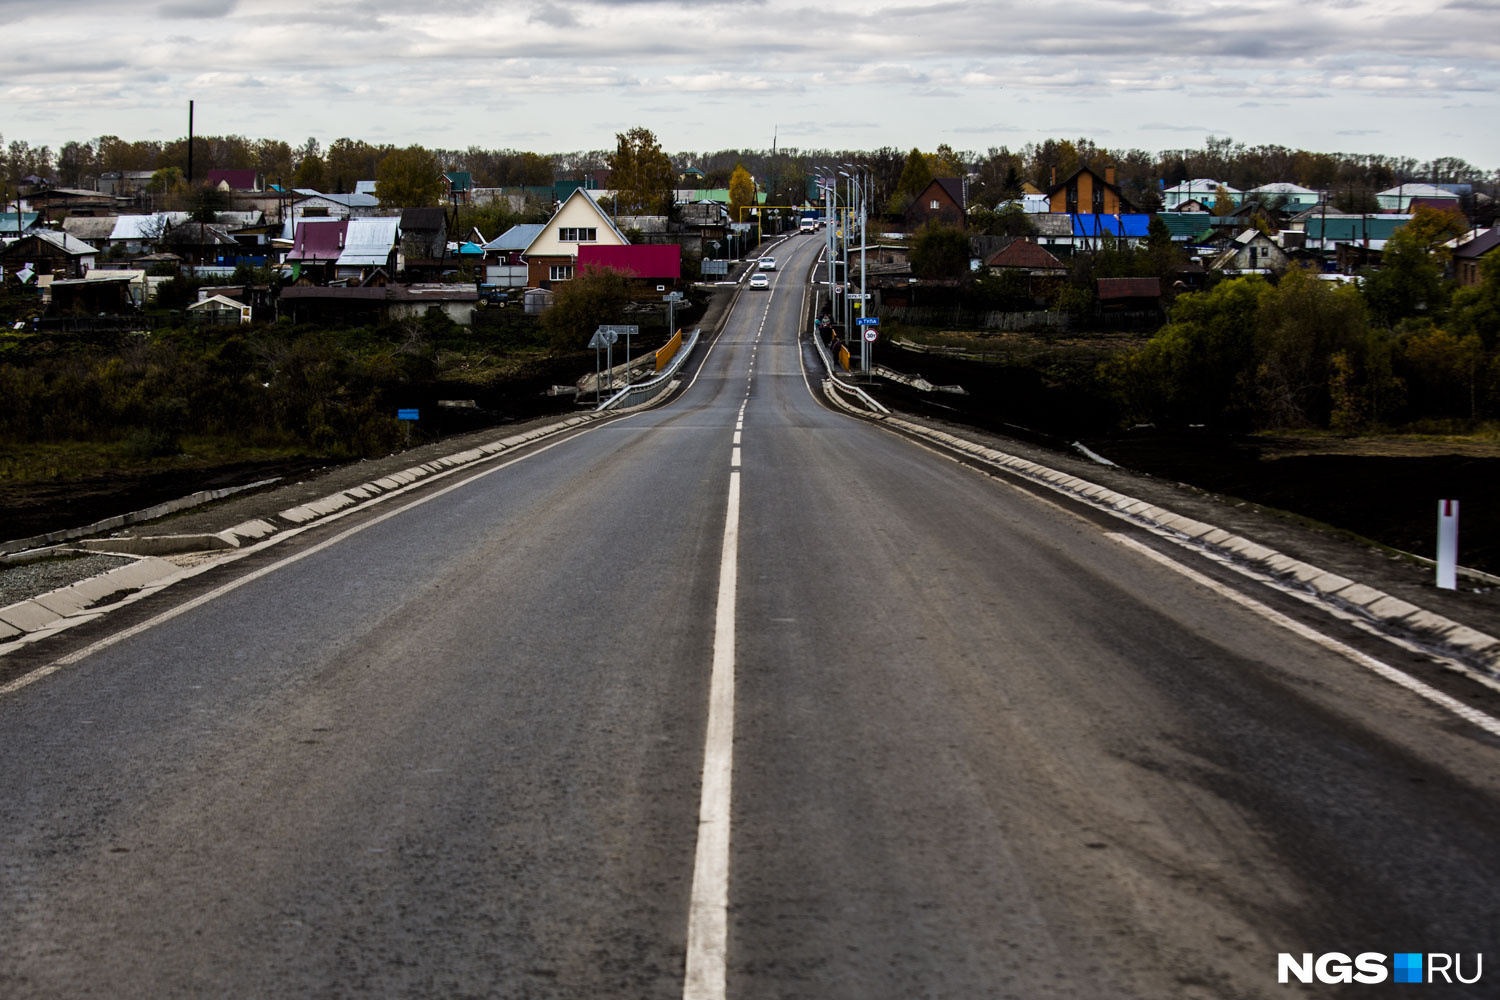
[856,317,880,326]
[397,409,419,420]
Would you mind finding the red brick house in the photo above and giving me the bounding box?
[904,178,966,230]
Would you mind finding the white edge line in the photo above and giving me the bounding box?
[1109,532,1500,738]
[683,468,739,1000]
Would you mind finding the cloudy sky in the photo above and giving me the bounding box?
[5,0,1498,167]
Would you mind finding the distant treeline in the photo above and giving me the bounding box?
[5,131,1494,218]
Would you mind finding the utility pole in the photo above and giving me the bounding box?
[187,100,194,186]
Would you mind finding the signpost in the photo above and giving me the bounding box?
[590,325,639,400]
[857,316,879,370]
[397,408,418,446]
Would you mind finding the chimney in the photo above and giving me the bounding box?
[1105,165,1116,186]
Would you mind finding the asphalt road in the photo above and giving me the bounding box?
[3,233,1499,999]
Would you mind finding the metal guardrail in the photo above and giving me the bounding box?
[807,319,889,415]
[597,327,702,411]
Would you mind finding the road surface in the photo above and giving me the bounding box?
[3,232,1498,998]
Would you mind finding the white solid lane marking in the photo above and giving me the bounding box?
[1108,533,1500,738]
[683,469,740,1000]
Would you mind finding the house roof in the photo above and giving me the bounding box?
[0,212,40,233]
[1163,179,1239,196]
[28,229,99,255]
[61,216,116,241]
[163,222,237,246]
[1454,228,1500,260]
[336,216,401,267]
[287,219,350,260]
[1154,212,1216,241]
[1097,277,1161,300]
[1070,214,1151,238]
[522,188,629,257]
[355,180,379,196]
[189,294,250,311]
[1247,182,1317,196]
[400,207,446,231]
[483,223,546,251]
[1031,214,1075,236]
[293,189,380,209]
[206,169,258,191]
[577,244,682,279]
[49,269,144,286]
[213,211,266,229]
[444,172,473,192]
[1047,165,1119,197]
[110,213,190,241]
[912,178,964,209]
[1378,183,1457,199]
[1306,215,1410,242]
[985,239,1065,270]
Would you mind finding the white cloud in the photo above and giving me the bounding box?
[2,0,1495,165]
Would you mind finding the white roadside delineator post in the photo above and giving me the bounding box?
[1437,499,1459,590]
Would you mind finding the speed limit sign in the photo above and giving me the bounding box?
[863,328,878,343]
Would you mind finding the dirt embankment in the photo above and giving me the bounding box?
[872,342,1500,574]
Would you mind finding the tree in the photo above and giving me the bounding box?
[189,183,231,222]
[327,137,385,193]
[969,203,1036,238]
[1212,184,1236,217]
[1362,228,1448,327]
[1253,267,1371,426]
[728,163,755,226]
[540,264,632,352]
[909,220,970,279]
[607,126,674,216]
[375,146,443,207]
[292,153,325,191]
[147,166,186,195]
[1448,253,1500,349]
[1400,204,1469,263]
[888,147,933,214]
[1108,276,1265,427]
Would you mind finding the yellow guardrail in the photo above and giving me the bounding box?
[838,345,851,372]
[656,328,683,372]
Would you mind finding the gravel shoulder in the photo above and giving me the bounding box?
[882,409,1500,643]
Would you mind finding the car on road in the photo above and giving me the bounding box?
[749,273,770,289]
[758,256,777,271]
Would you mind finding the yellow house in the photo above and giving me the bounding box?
[522,188,630,286]
[1046,165,1133,216]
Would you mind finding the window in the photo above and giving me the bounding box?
[559,227,597,242]
[930,200,940,210]
[549,265,574,281]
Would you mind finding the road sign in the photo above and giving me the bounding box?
[856,317,880,326]
[589,324,638,348]
[397,408,419,420]
[863,328,878,343]
[701,259,729,275]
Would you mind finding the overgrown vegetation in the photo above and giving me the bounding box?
[1107,253,1500,433]
[0,309,570,481]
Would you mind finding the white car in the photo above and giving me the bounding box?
[749,273,770,289]
[758,256,777,271]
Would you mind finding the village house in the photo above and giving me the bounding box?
[521,188,630,286]
[904,178,966,230]
[1,229,99,283]
[1453,229,1499,288]
[1211,229,1290,273]
[1046,165,1135,217]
